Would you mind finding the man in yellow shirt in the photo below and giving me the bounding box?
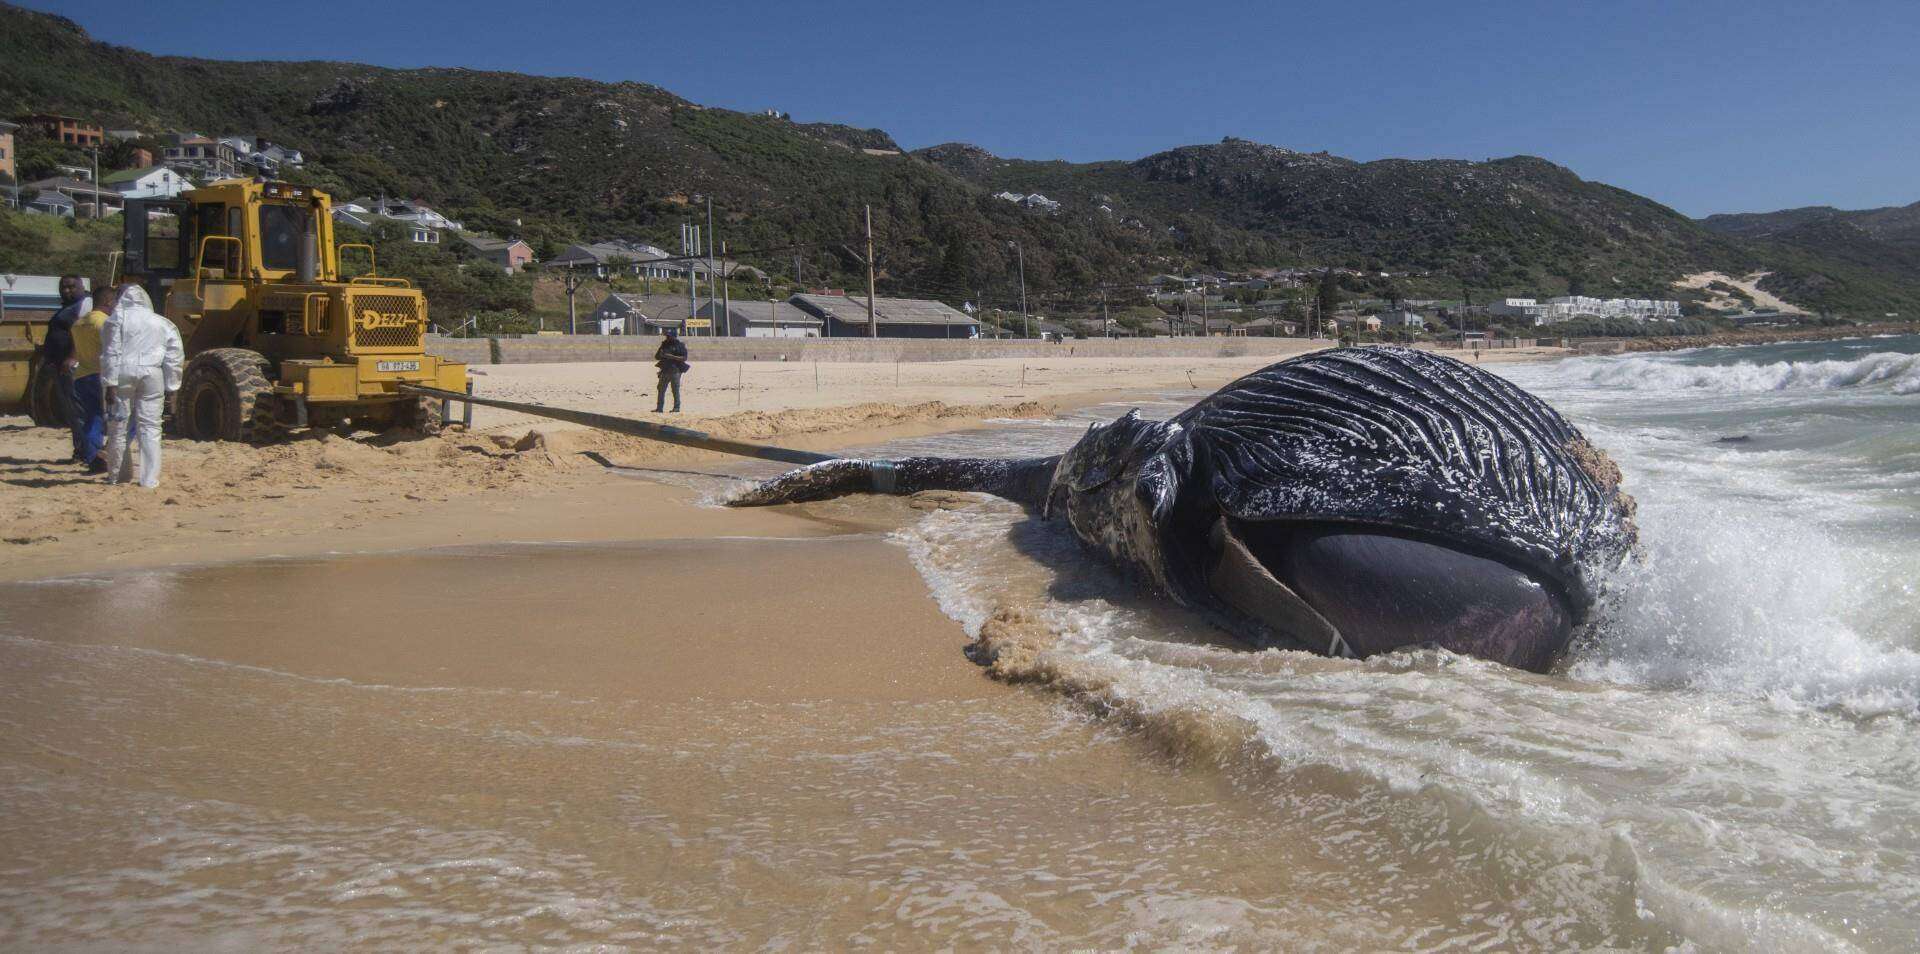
[65,282,118,473]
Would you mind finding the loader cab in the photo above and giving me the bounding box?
[123,179,340,350]
[124,180,335,284]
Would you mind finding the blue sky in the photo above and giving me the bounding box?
[28,0,1920,216]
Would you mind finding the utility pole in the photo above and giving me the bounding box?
[685,223,700,337]
[706,195,719,337]
[1010,241,1028,338]
[721,241,731,338]
[1102,288,1110,337]
[564,266,582,334]
[90,147,100,219]
[1461,282,1471,350]
[864,204,877,338]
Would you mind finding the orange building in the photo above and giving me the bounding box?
[0,120,16,182]
[19,114,104,147]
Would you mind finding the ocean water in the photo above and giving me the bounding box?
[891,337,1920,951]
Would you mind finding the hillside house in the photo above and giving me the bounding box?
[331,202,374,229]
[102,165,192,199]
[1379,310,1427,329]
[0,120,14,183]
[25,189,74,217]
[788,294,979,338]
[164,135,240,179]
[236,138,304,173]
[695,300,822,337]
[358,198,463,233]
[546,242,706,281]
[23,176,122,216]
[19,114,102,147]
[994,191,1062,212]
[455,232,534,272]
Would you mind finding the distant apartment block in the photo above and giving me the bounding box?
[1488,296,1681,325]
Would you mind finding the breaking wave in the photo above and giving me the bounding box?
[1565,351,1920,394]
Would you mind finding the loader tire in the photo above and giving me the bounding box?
[396,395,442,438]
[249,392,291,445]
[178,348,274,442]
[27,358,68,428]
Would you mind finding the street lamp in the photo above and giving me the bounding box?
[1007,241,1028,338]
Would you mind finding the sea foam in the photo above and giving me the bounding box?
[1562,350,1920,394]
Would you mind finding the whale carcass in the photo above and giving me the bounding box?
[730,347,1637,672]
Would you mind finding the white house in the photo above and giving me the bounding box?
[352,197,463,232]
[1379,310,1427,329]
[101,165,193,199]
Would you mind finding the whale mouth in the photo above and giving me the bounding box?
[1207,518,1575,673]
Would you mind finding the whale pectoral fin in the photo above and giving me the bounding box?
[1206,519,1352,658]
[727,459,881,507]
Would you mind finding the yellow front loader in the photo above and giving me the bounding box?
[121,178,466,441]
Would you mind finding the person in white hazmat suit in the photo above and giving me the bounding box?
[100,285,185,488]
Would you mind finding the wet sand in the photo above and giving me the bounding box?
[2,534,1675,949]
[0,539,1405,949]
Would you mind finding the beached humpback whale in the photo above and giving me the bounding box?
[730,347,1637,672]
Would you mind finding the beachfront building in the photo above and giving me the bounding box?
[695,299,823,337]
[1488,296,1681,326]
[587,292,690,335]
[1379,310,1427,329]
[789,293,980,338]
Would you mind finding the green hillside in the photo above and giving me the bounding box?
[3,2,1916,316]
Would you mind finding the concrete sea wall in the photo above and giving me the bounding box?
[426,334,1329,365]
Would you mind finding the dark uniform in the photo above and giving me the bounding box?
[654,332,689,412]
[44,297,90,460]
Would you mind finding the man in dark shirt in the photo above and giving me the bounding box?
[654,328,689,413]
[42,275,91,461]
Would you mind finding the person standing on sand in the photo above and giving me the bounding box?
[66,282,118,474]
[654,328,689,413]
[43,275,92,462]
[100,284,184,488]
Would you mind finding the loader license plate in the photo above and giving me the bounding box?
[377,360,421,373]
